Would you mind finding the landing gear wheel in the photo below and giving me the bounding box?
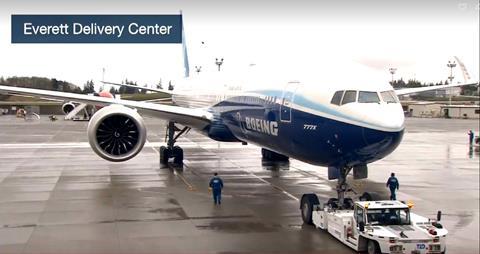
[344,198,354,209]
[172,146,184,164]
[367,240,380,254]
[326,198,338,209]
[261,148,289,162]
[300,194,320,225]
[160,146,170,165]
[160,122,190,166]
[360,192,383,201]
[261,148,269,159]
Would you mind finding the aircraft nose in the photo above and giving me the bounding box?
[382,105,405,131]
[358,103,405,162]
[372,103,405,132]
[361,126,404,161]
[356,103,404,132]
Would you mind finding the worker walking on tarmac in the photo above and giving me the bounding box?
[468,130,475,145]
[209,173,224,205]
[386,173,399,200]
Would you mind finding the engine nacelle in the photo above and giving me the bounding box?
[62,101,76,115]
[87,105,147,162]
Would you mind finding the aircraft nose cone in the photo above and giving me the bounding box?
[376,103,405,132]
[361,127,404,163]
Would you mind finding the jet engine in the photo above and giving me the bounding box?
[87,105,146,162]
[62,102,76,115]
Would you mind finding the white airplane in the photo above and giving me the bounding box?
[0,17,477,208]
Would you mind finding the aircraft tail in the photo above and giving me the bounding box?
[181,12,190,78]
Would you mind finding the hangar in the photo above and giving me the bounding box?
[441,104,480,119]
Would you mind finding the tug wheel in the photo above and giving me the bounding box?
[367,240,380,254]
[300,194,319,225]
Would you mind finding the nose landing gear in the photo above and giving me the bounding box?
[336,167,352,209]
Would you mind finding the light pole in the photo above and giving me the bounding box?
[215,58,224,71]
[389,68,397,84]
[195,66,202,74]
[447,60,456,84]
[446,60,457,105]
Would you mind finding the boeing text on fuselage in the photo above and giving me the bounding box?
[245,117,278,136]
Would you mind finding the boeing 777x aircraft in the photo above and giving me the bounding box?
[0,18,477,210]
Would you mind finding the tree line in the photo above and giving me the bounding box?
[0,76,171,95]
[0,76,83,93]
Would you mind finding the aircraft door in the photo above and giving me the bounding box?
[280,82,300,122]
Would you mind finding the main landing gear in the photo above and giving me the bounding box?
[261,148,289,162]
[160,122,190,165]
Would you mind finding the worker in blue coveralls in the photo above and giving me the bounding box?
[468,130,475,145]
[386,173,399,200]
[209,173,224,205]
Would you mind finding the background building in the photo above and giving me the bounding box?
[0,101,63,115]
[441,105,480,119]
[404,102,444,117]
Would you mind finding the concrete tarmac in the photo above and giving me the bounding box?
[0,115,478,254]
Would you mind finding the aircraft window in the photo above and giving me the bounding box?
[330,90,344,105]
[358,91,380,103]
[381,90,398,103]
[341,90,357,105]
[389,91,399,103]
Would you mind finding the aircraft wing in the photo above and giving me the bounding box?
[395,82,479,96]
[0,85,212,129]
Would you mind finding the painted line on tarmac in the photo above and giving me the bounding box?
[232,170,300,201]
[188,139,300,201]
[174,172,196,192]
[197,143,300,202]
[146,140,196,192]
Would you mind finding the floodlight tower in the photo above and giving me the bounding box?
[389,67,397,84]
[446,60,457,105]
[215,58,224,71]
[447,60,456,84]
[195,66,202,74]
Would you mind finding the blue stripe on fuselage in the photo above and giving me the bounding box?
[210,95,403,166]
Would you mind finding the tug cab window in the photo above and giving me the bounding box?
[381,90,399,103]
[341,90,357,105]
[366,208,410,226]
[358,91,380,103]
[355,205,365,225]
[330,90,344,105]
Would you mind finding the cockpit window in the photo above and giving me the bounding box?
[341,90,357,105]
[381,90,398,103]
[358,91,380,103]
[331,91,344,105]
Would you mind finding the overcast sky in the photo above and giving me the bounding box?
[0,0,478,88]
